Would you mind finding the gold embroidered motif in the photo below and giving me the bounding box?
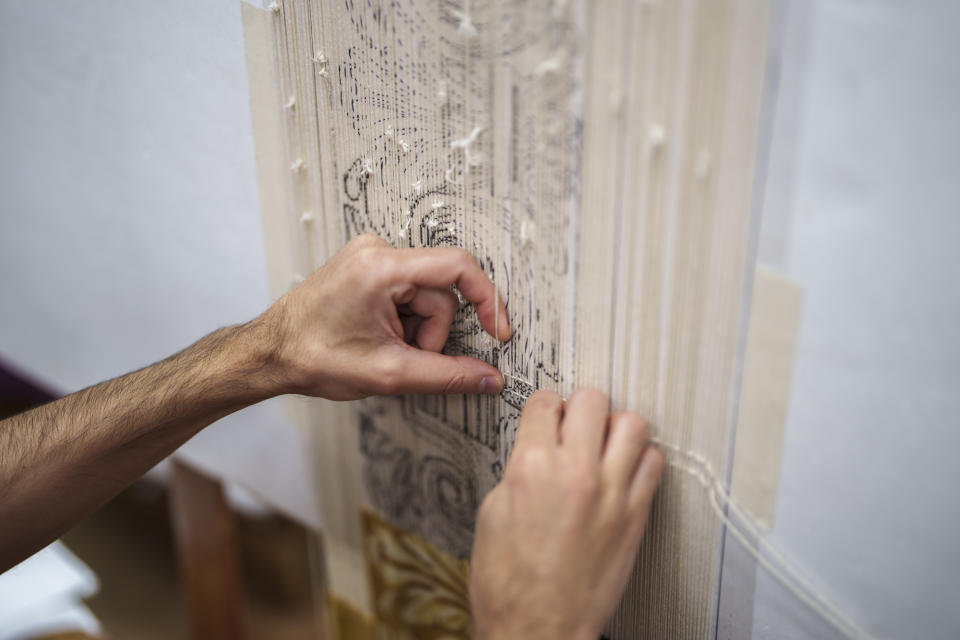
[362,510,471,639]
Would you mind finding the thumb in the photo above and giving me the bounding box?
[390,347,505,395]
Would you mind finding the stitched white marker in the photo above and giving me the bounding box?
[520,219,536,249]
[445,167,455,183]
[269,1,280,13]
[534,56,562,78]
[412,179,422,195]
[290,158,304,172]
[451,126,484,170]
[284,96,296,110]
[361,157,373,175]
[648,123,666,149]
[300,211,314,224]
[451,8,478,38]
[313,52,328,77]
[431,199,445,210]
[384,126,394,139]
[398,138,410,153]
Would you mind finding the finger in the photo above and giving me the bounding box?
[628,445,665,514]
[602,412,650,487]
[382,345,504,395]
[391,248,510,341]
[514,390,563,451]
[406,287,460,352]
[560,388,609,459]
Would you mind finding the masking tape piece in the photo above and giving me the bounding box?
[730,265,804,530]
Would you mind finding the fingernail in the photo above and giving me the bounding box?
[480,376,503,394]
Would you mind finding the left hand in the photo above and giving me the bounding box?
[254,234,510,400]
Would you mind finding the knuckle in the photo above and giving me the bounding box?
[375,357,405,394]
[352,233,387,248]
[564,459,600,502]
[569,386,608,406]
[525,389,563,414]
[615,413,650,447]
[442,290,461,314]
[505,448,550,485]
[359,248,395,286]
[442,372,467,394]
[453,248,477,269]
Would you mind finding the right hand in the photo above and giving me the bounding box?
[469,388,664,640]
[252,234,510,401]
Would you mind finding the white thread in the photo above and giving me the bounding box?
[431,199,445,210]
[268,1,280,13]
[494,376,873,640]
[653,440,875,640]
[398,138,410,153]
[399,211,412,239]
[412,179,422,195]
[384,126,394,139]
[445,167,456,183]
[451,7,478,38]
[284,96,296,110]
[534,56,562,78]
[313,52,329,77]
[300,211,314,224]
[520,219,536,249]
[648,123,666,149]
[451,126,484,170]
[290,158,304,172]
[426,217,439,229]
[361,157,373,175]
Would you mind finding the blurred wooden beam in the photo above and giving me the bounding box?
[168,460,247,640]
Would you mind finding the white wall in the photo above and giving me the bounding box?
[746,1,960,638]
[0,0,320,527]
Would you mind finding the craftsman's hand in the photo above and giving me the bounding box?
[469,389,664,640]
[257,234,510,400]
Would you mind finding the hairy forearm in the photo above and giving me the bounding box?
[0,319,282,571]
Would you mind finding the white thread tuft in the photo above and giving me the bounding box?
[451,9,478,38]
[451,126,484,170]
[534,56,562,78]
[648,123,666,148]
